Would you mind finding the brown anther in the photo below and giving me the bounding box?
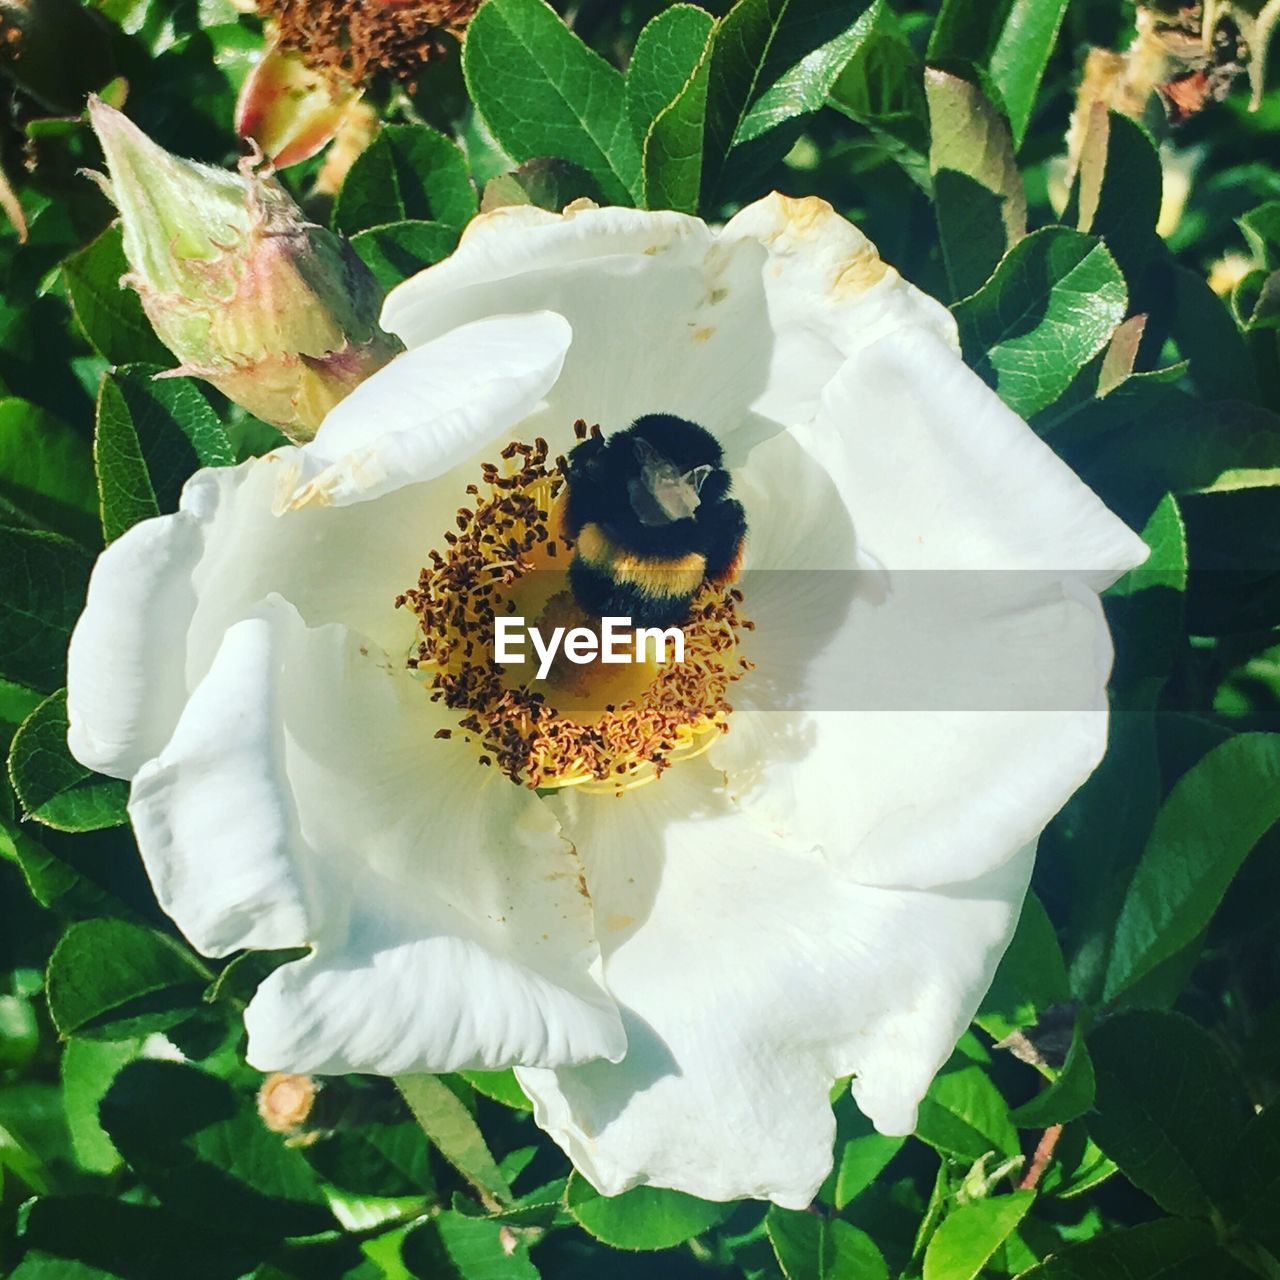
[400,431,749,791]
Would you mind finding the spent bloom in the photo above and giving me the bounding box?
[237,0,480,166]
[67,192,1147,1206]
[87,99,402,440]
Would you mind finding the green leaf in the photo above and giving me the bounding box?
[350,220,461,292]
[397,1074,511,1208]
[832,1109,904,1209]
[927,0,1070,146]
[12,1195,261,1280]
[62,224,171,367]
[828,2,929,170]
[1042,1132,1118,1200]
[402,1208,540,1279]
[8,690,128,832]
[99,1059,335,1238]
[1066,111,1162,285]
[1106,494,1188,703]
[204,947,308,1009]
[0,800,117,915]
[0,991,38,1071]
[1239,200,1280,269]
[46,917,210,1040]
[334,124,477,237]
[1232,265,1280,334]
[0,1120,48,1200]
[481,156,606,213]
[564,1171,730,1250]
[457,1068,533,1112]
[0,399,98,547]
[915,1064,1019,1162]
[60,1037,140,1174]
[922,1191,1034,1280]
[1087,1010,1248,1218]
[452,1173,568,1230]
[976,893,1070,1043]
[463,0,641,206]
[1104,733,1280,1001]
[1181,485,1280,635]
[765,1207,888,1280]
[305,1119,433,1200]
[642,37,714,214]
[925,68,1025,300]
[702,0,872,199]
[1012,1218,1255,1279]
[735,5,881,145]
[0,529,91,693]
[480,158,606,215]
[953,227,1127,418]
[95,366,233,542]
[1167,261,1260,404]
[0,677,42,731]
[625,5,715,145]
[1220,1102,1280,1251]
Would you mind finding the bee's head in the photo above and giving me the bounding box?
[563,414,732,554]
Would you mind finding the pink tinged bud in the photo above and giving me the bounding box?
[86,97,403,442]
[235,41,363,169]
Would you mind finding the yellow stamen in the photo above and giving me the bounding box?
[397,437,752,794]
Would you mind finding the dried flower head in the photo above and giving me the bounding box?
[259,0,481,88]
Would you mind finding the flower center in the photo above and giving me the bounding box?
[397,429,753,793]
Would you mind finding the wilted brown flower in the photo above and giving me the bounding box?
[239,0,481,167]
[1068,0,1251,164]
[259,0,481,88]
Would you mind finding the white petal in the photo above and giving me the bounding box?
[712,391,1139,888]
[387,204,772,444]
[384,198,955,452]
[279,312,573,510]
[519,767,1033,1207]
[797,326,1150,582]
[66,506,206,779]
[382,205,711,343]
[128,612,312,956]
[223,600,624,1074]
[67,457,446,779]
[718,192,958,434]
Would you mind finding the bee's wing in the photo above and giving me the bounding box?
[631,439,706,524]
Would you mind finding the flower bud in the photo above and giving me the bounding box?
[257,1072,318,1135]
[87,97,403,441]
[234,42,363,169]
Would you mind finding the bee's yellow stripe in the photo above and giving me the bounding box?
[576,523,706,600]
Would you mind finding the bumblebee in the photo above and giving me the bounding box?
[561,413,747,628]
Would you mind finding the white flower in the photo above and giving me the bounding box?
[66,193,1147,1208]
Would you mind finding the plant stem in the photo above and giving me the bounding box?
[1019,1124,1063,1191]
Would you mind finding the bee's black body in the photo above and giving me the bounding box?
[561,414,746,628]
